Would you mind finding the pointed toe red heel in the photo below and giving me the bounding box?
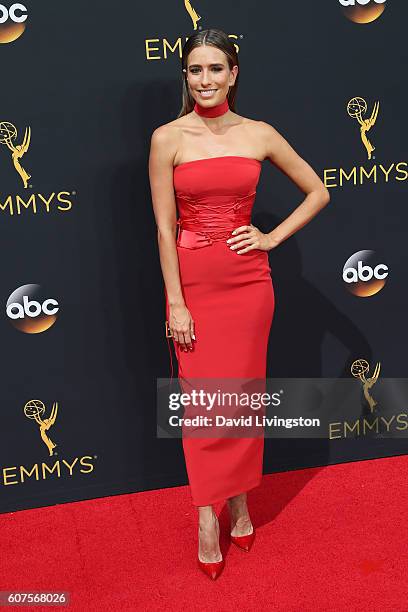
[197,557,225,580]
[230,527,255,552]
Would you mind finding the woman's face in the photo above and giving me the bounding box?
[185,45,238,106]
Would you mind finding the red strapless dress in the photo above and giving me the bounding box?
[165,156,275,506]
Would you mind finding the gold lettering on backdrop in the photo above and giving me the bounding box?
[362,418,378,434]
[3,467,19,486]
[329,414,408,440]
[145,38,185,60]
[163,38,184,59]
[145,36,240,61]
[62,458,79,476]
[326,359,408,440]
[396,163,408,180]
[79,456,95,473]
[0,121,76,213]
[0,122,31,187]
[0,400,97,487]
[380,416,395,431]
[16,194,36,214]
[396,414,408,430]
[360,166,376,182]
[145,39,161,60]
[57,192,73,211]
[323,170,337,188]
[0,195,13,213]
[323,97,407,189]
[344,420,360,436]
[379,164,394,181]
[324,163,407,188]
[20,463,39,482]
[339,166,357,186]
[42,462,62,479]
[329,422,341,439]
[37,193,55,212]
[0,193,74,216]
[1,457,96,486]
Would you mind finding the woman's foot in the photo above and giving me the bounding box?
[198,507,222,563]
[227,492,254,537]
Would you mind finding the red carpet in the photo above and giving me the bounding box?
[1,455,407,611]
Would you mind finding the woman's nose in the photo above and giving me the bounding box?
[201,70,212,84]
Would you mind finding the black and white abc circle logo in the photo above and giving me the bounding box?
[342,250,388,297]
[6,284,59,333]
[0,3,27,44]
[339,0,386,24]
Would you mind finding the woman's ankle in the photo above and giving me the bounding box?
[198,505,217,527]
[227,492,247,507]
[198,508,221,562]
[228,493,249,517]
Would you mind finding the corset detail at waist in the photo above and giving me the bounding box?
[176,191,256,244]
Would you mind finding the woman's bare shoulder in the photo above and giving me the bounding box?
[248,119,288,157]
[234,115,280,139]
[245,118,282,138]
[150,115,192,155]
[151,120,178,144]
[152,114,192,137]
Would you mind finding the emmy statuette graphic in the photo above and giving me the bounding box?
[0,121,31,187]
[184,0,201,30]
[351,359,381,412]
[24,399,59,456]
[347,97,380,160]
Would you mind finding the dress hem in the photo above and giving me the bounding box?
[190,476,263,507]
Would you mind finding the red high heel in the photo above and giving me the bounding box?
[197,556,225,580]
[230,526,255,552]
[197,515,225,580]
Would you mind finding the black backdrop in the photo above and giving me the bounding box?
[0,1,406,513]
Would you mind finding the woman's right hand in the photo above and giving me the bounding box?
[168,303,195,351]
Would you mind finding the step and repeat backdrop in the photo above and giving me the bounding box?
[0,0,406,513]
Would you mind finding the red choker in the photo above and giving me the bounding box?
[194,97,229,118]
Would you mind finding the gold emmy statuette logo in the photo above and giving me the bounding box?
[184,0,201,30]
[0,121,31,187]
[24,399,59,456]
[351,359,381,412]
[347,97,379,161]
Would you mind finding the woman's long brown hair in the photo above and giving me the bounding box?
[177,28,240,118]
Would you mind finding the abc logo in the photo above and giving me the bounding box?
[343,250,388,297]
[0,3,27,44]
[6,284,59,333]
[339,0,386,24]
[339,0,385,4]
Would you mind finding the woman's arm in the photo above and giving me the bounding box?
[226,121,330,254]
[261,121,330,249]
[149,126,184,307]
[149,126,195,350]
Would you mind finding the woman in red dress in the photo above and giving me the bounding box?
[149,29,330,580]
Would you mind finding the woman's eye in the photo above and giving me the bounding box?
[190,67,223,74]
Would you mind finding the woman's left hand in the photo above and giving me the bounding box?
[226,224,274,254]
